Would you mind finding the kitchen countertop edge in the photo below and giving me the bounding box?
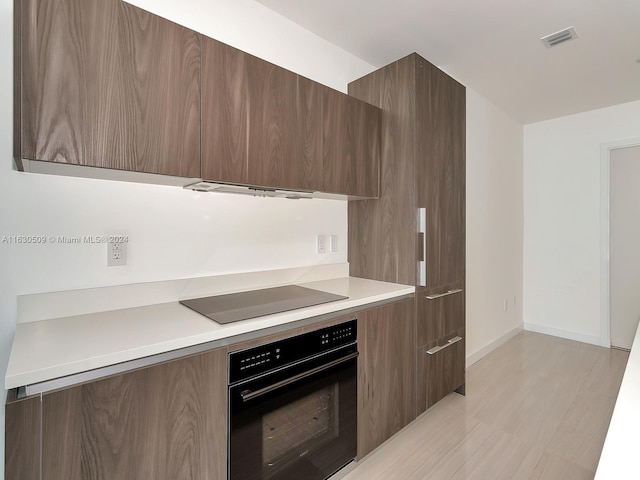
[6,276,415,391]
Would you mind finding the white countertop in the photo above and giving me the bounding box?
[5,276,414,389]
[595,324,640,479]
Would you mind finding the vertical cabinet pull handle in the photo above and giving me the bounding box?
[426,336,463,355]
[425,288,463,300]
[418,208,426,286]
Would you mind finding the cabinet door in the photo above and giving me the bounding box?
[295,75,324,191]
[245,54,300,189]
[5,394,41,480]
[416,59,465,287]
[348,55,417,285]
[416,329,465,415]
[41,348,227,480]
[201,37,248,183]
[416,282,465,347]
[324,90,380,197]
[357,298,415,459]
[19,0,201,177]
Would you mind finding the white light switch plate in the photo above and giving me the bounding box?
[316,234,327,254]
[330,235,338,253]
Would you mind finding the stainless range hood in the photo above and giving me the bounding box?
[184,180,315,200]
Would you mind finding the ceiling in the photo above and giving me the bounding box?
[256,0,640,124]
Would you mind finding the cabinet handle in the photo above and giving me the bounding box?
[418,208,426,286]
[425,288,463,300]
[426,336,463,355]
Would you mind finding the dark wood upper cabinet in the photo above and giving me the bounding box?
[200,36,379,196]
[245,55,303,189]
[16,2,379,195]
[295,75,324,192]
[16,0,201,177]
[323,90,380,197]
[201,37,248,183]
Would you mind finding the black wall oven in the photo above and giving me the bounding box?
[228,320,358,480]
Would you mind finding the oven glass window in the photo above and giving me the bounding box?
[263,384,338,468]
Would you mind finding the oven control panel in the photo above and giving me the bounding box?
[229,319,357,384]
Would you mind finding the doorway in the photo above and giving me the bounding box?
[610,145,640,349]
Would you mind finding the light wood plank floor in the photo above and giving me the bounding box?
[343,331,629,480]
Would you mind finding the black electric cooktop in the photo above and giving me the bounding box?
[179,285,348,324]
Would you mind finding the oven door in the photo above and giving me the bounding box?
[229,346,358,480]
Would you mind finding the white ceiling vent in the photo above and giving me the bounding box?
[540,27,578,48]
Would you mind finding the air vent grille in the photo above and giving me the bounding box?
[540,27,578,48]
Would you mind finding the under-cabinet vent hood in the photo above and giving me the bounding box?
[184,181,314,200]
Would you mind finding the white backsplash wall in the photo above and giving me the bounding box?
[0,1,375,478]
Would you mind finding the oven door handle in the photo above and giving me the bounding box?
[239,351,359,403]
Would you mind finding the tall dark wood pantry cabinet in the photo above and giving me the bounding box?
[348,53,466,414]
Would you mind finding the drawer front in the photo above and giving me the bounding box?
[416,329,465,414]
[417,282,464,347]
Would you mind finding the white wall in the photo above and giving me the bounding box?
[465,88,524,365]
[523,100,640,345]
[0,1,375,477]
[610,146,640,349]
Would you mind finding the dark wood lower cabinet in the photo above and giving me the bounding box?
[357,298,415,459]
[416,328,465,415]
[5,393,41,480]
[41,347,227,480]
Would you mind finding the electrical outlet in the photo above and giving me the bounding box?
[316,234,327,254]
[108,241,127,266]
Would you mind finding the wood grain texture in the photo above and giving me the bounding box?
[323,88,381,197]
[19,0,200,177]
[296,75,324,191]
[357,299,416,459]
[348,52,465,289]
[13,0,22,165]
[201,37,248,183]
[348,55,417,285]
[322,87,351,194]
[416,328,465,414]
[416,56,466,288]
[5,393,41,480]
[416,281,465,346]
[42,347,228,480]
[349,97,381,198]
[246,54,299,189]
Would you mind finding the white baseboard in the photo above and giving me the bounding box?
[523,322,603,346]
[466,325,523,367]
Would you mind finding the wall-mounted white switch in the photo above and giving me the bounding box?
[503,298,508,312]
[316,234,327,254]
[329,235,338,253]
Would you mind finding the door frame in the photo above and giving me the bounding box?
[600,137,640,347]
